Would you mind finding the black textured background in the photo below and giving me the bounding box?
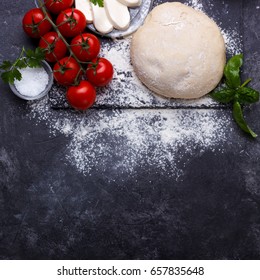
[0,0,260,260]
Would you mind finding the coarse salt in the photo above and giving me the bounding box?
[14,67,49,97]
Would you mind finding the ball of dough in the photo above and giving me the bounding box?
[130,2,226,99]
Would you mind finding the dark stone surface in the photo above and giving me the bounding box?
[0,0,260,260]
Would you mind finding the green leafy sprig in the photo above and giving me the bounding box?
[90,0,104,7]
[0,47,45,84]
[211,54,259,138]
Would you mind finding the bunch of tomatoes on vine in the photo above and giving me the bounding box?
[22,0,113,111]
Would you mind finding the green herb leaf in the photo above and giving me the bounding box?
[0,60,12,70]
[15,58,27,69]
[90,0,104,7]
[211,53,259,138]
[26,59,41,68]
[237,87,260,104]
[0,47,46,84]
[12,68,22,81]
[233,101,257,138]
[26,47,45,68]
[1,71,14,84]
[210,88,236,103]
[25,49,35,58]
[224,54,243,89]
[1,68,22,84]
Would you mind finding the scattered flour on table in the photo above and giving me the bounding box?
[27,0,241,180]
[29,98,232,180]
[187,0,203,11]
[222,29,243,55]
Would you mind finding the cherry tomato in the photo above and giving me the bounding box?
[39,32,67,63]
[71,33,100,62]
[56,8,87,37]
[44,0,74,14]
[53,57,82,86]
[86,58,114,87]
[22,8,52,38]
[67,81,96,110]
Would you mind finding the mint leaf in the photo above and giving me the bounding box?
[237,87,259,104]
[233,101,257,138]
[210,88,236,103]
[224,54,243,89]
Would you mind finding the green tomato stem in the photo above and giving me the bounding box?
[37,0,92,75]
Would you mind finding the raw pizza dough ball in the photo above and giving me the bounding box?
[130,2,226,99]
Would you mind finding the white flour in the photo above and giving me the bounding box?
[28,0,242,180]
[222,29,243,55]
[29,100,231,180]
[187,0,203,11]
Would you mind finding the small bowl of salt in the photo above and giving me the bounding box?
[9,60,53,100]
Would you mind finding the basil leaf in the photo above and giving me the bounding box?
[224,54,243,89]
[233,101,257,138]
[237,87,260,104]
[210,88,236,103]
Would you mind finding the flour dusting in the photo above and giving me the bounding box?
[187,0,203,11]
[29,96,232,180]
[222,29,243,55]
[27,0,242,180]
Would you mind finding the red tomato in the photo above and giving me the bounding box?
[56,8,87,37]
[67,81,96,110]
[44,0,74,14]
[53,57,82,86]
[22,8,52,38]
[39,32,67,63]
[71,33,100,62]
[86,58,114,87]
